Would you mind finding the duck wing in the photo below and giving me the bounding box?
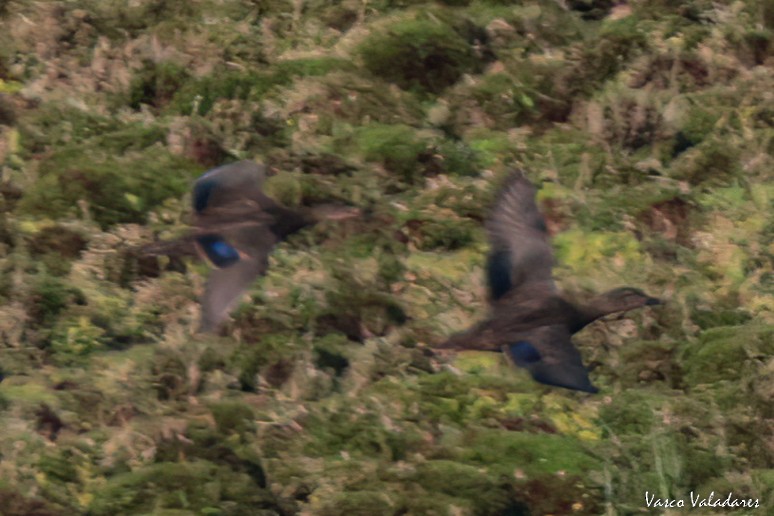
[503,324,598,393]
[196,223,278,332]
[193,160,278,216]
[486,171,557,303]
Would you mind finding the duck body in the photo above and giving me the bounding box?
[437,172,660,393]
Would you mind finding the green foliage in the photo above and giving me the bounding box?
[88,461,281,515]
[210,401,256,438]
[670,136,741,185]
[38,450,78,483]
[681,324,774,385]
[566,16,649,96]
[18,104,126,153]
[0,486,61,516]
[2,0,773,514]
[127,60,190,111]
[355,123,429,181]
[434,139,481,176]
[85,0,201,39]
[25,275,85,333]
[18,146,196,228]
[26,224,87,276]
[599,390,658,435]
[458,429,600,476]
[468,73,540,129]
[170,58,353,116]
[359,16,480,95]
[414,218,477,251]
[50,317,107,359]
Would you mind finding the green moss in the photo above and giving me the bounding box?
[415,218,477,251]
[669,136,741,185]
[303,403,425,461]
[26,225,87,276]
[469,73,539,128]
[459,429,600,477]
[565,16,649,97]
[467,131,516,167]
[599,390,658,435]
[156,422,268,488]
[50,317,107,359]
[0,486,62,516]
[313,333,351,377]
[0,381,59,407]
[86,0,201,39]
[274,57,354,80]
[210,401,256,438]
[88,461,280,515]
[315,491,394,516]
[354,123,429,182]
[674,103,722,152]
[18,147,196,228]
[38,450,79,483]
[691,308,752,330]
[615,339,678,388]
[554,229,645,275]
[410,460,516,511]
[434,139,481,176]
[170,69,276,116]
[264,172,303,208]
[150,350,189,402]
[127,60,190,111]
[18,104,126,154]
[681,324,774,385]
[359,16,480,95]
[170,58,352,117]
[25,275,82,329]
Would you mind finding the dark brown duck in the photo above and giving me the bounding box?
[437,171,661,393]
[142,160,359,332]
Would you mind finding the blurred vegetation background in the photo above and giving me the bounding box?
[0,0,772,514]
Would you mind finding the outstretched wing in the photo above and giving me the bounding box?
[193,160,278,218]
[503,325,598,393]
[196,224,278,332]
[486,171,556,303]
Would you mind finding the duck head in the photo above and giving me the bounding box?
[591,287,661,315]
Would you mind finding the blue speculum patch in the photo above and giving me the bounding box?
[193,178,217,213]
[508,340,541,364]
[486,249,512,300]
[197,234,240,267]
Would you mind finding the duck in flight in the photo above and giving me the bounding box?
[143,160,359,332]
[436,171,661,393]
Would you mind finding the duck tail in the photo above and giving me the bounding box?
[434,322,499,352]
[136,238,197,258]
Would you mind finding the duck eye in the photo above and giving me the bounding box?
[508,341,541,364]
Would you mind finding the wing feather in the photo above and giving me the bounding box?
[197,224,277,331]
[502,325,597,393]
[486,172,556,302]
[193,161,277,215]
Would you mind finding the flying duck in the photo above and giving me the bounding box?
[436,171,661,393]
[142,161,359,332]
